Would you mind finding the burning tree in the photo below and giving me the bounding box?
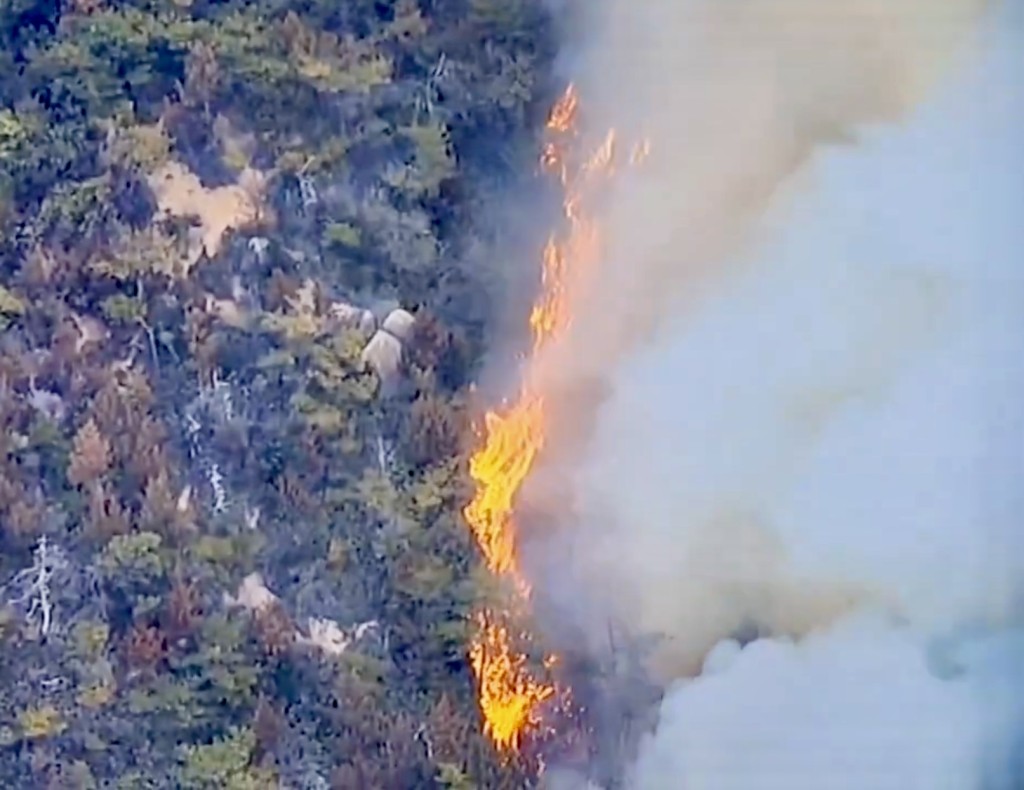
[461,83,651,766]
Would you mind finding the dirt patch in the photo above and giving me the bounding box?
[147,160,270,275]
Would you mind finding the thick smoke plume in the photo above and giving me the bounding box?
[522,0,1024,787]
[535,0,988,407]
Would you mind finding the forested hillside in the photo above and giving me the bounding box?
[0,0,561,786]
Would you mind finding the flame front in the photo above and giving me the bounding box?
[462,85,632,752]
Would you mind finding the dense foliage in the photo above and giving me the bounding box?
[0,0,561,785]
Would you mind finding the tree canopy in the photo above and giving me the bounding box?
[0,0,561,785]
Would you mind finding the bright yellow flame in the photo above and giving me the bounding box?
[463,84,645,752]
[468,611,554,751]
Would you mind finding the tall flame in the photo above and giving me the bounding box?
[463,85,635,752]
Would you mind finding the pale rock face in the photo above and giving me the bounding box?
[357,309,377,336]
[360,308,416,389]
[360,330,404,384]
[224,572,279,612]
[296,617,379,657]
[381,308,415,341]
[324,303,414,389]
[298,618,351,656]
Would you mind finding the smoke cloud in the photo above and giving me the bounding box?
[535,0,988,402]
[629,619,1024,789]
[522,0,1024,787]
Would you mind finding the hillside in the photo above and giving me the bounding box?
[0,0,561,786]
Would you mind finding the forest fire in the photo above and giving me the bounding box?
[462,85,636,753]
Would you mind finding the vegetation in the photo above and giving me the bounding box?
[0,0,560,785]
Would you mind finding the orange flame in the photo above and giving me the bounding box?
[463,84,644,752]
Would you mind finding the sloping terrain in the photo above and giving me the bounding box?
[0,0,559,786]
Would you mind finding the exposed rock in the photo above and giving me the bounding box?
[224,572,279,612]
[381,308,415,341]
[147,160,269,274]
[360,330,403,384]
[358,312,376,336]
[296,617,379,657]
[360,308,416,388]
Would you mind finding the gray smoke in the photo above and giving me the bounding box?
[525,0,1024,787]
[534,0,988,401]
[629,619,1024,789]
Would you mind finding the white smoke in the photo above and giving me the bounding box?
[535,0,1024,787]
[630,618,1024,789]
[535,0,990,400]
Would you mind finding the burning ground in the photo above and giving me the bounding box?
[464,0,1024,787]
